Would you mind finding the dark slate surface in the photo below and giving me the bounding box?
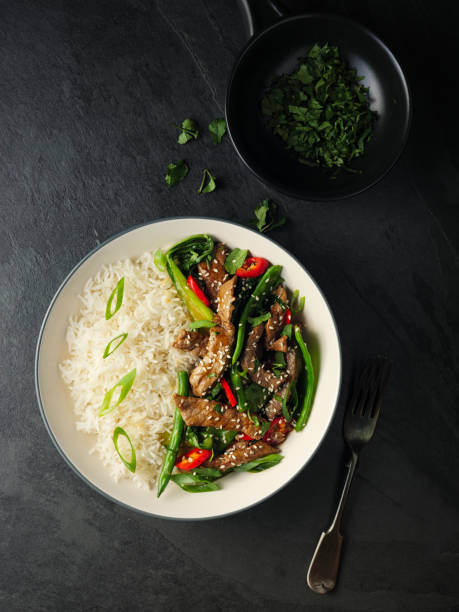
[1,1,459,610]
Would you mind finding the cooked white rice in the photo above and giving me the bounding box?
[59,251,196,489]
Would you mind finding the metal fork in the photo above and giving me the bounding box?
[307,356,391,594]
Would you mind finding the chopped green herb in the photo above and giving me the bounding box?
[281,324,292,338]
[225,248,248,274]
[105,277,125,320]
[176,118,199,144]
[214,403,222,414]
[248,312,271,326]
[165,160,189,186]
[112,426,136,473]
[208,118,227,144]
[103,333,128,359]
[99,368,137,416]
[250,200,286,234]
[197,168,216,194]
[261,43,376,170]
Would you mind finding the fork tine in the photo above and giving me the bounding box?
[369,357,391,419]
[347,360,373,415]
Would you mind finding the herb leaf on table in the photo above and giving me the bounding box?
[165,160,189,186]
[177,118,199,144]
[209,118,227,144]
[197,168,216,193]
[251,199,286,233]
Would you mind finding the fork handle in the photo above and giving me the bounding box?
[307,452,359,593]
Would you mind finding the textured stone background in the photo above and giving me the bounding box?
[1,1,459,610]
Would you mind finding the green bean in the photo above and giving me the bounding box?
[232,265,282,365]
[230,366,247,412]
[294,325,315,431]
[157,371,189,497]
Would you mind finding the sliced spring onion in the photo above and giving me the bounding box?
[103,333,128,358]
[99,368,137,416]
[232,453,283,473]
[154,249,167,271]
[112,426,136,473]
[248,312,271,326]
[105,277,125,320]
[171,472,220,493]
[291,289,305,315]
[188,319,217,331]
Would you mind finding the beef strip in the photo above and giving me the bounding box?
[172,329,207,355]
[189,276,237,397]
[173,394,266,439]
[241,323,288,392]
[265,345,302,420]
[204,439,279,472]
[264,418,293,445]
[197,243,229,309]
[265,286,288,351]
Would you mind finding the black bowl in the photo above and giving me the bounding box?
[226,13,412,201]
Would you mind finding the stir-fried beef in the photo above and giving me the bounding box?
[265,345,301,420]
[197,243,229,308]
[173,394,266,439]
[204,439,279,472]
[265,286,288,351]
[189,276,236,396]
[241,324,288,392]
[172,329,207,356]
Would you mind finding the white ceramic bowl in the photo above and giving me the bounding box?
[35,218,341,520]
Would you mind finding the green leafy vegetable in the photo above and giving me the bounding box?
[197,168,216,194]
[103,333,128,358]
[185,426,236,453]
[208,118,227,144]
[99,368,137,416]
[261,43,376,170]
[188,320,217,331]
[112,427,136,473]
[273,351,286,377]
[232,453,283,473]
[177,118,199,144]
[281,323,292,338]
[244,382,271,413]
[225,248,248,274]
[248,312,271,326]
[164,235,215,321]
[165,160,189,186]
[250,200,286,234]
[171,472,220,493]
[154,249,167,271]
[105,277,125,320]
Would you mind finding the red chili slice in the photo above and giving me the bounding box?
[264,417,290,445]
[284,309,292,324]
[175,448,212,471]
[240,433,253,441]
[187,275,210,307]
[221,378,237,407]
[236,256,270,278]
